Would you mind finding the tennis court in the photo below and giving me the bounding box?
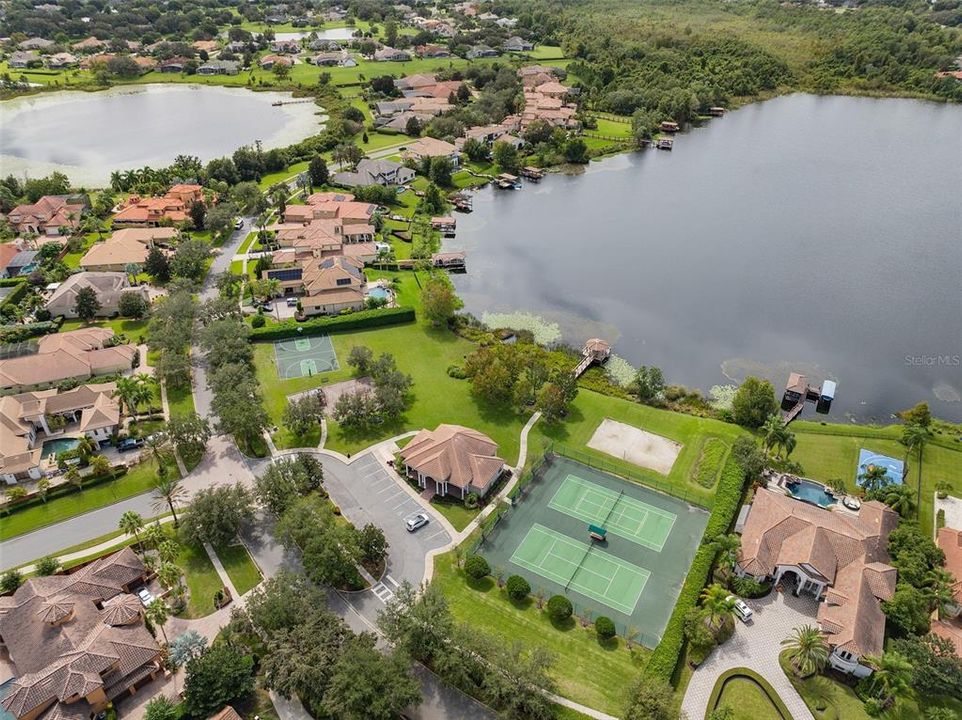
[273,335,339,379]
[477,454,709,646]
[549,474,676,551]
[511,524,650,614]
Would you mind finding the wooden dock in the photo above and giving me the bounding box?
[573,339,612,378]
[780,373,836,424]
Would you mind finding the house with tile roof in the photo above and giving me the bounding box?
[45,272,149,319]
[402,137,461,166]
[737,488,899,676]
[937,526,962,619]
[0,548,161,720]
[332,159,415,188]
[7,196,85,237]
[400,424,506,499]
[0,328,137,393]
[0,381,120,483]
[79,237,149,272]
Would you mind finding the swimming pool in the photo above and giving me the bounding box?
[40,437,80,459]
[367,287,391,301]
[786,479,837,508]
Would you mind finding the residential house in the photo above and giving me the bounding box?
[0,382,121,482]
[18,37,55,50]
[71,36,105,52]
[111,186,199,227]
[378,111,435,134]
[309,38,342,51]
[0,548,162,720]
[259,54,293,70]
[192,39,219,54]
[495,17,519,28]
[0,244,20,278]
[8,51,41,68]
[394,73,438,93]
[7,196,85,237]
[299,255,367,315]
[132,56,158,73]
[736,488,899,677]
[109,227,178,247]
[158,57,190,73]
[402,137,461,166]
[45,52,78,69]
[466,45,499,59]
[415,44,451,58]
[271,39,301,54]
[197,59,239,75]
[374,47,411,62]
[937,527,962,619]
[163,184,203,205]
[79,237,150,272]
[2,251,39,278]
[400,424,506,499]
[45,272,149,319]
[503,36,533,52]
[332,159,415,188]
[0,328,137,394]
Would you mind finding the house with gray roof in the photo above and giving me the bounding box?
[332,159,415,188]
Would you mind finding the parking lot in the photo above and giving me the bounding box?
[311,451,452,610]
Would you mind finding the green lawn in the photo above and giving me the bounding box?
[61,233,99,269]
[430,498,480,532]
[715,677,785,720]
[789,422,962,533]
[434,552,646,716]
[0,459,178,541]
[60,317,149,340]
[254,271,528,458]
[177,542,225,619]
[166,381,196,418]
[259,160,310,190]
[214,542,263,596]
[531,389,747,509]
[523,45,567,60]
[237,232,259,254]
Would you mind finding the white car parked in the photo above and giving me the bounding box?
[728,595,753,623]
[137,587,155,607]
[405,512,429,533]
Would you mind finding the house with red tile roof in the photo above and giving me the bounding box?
[737,488,899,677]
[400,424,506,500]
[112,195,190,227]
[7,197,85,237]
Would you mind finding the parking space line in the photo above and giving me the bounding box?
[421,529,445,543]
[386,575,399,588]
[390,499,410,510]
[376,485,399,495]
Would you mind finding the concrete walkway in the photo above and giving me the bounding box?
[203,541,240,600]
[680,590,819,720]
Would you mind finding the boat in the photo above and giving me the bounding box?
[657,138,673,151]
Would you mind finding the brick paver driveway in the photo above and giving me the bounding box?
[681,590,819,720]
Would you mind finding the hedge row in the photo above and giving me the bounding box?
[644,454,748,682]
[3,467,128,517]
[0,277,27,288]
[705,667,792,720]
[0,281,30,309]
[0,317,63,343]
[248,307,416,341]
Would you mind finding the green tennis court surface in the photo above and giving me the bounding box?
[511,524,650,615]
[549,474,676,551]
[273,334,339,379]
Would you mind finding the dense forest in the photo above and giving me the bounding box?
[501,0,962,115]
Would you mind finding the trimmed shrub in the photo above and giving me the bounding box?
[595,616,616,640]
[250,314,266,328]
[505,574,530,601]
[645,454,748,682]
[547,594,573,622]
[730,575,771,599]
[464,554,490,580]
[248,306,415,340]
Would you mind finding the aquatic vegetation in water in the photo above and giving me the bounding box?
[605,355,636,388]
[481,311,562,346]
[709,384,738,410]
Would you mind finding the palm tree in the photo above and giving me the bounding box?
[153,476,187,527]
[114,377,141,417]
[142,522,166,551]
[158,539,180,565]
[711,533,742,577]
[859,464,890,494]
[761,414,783,455]
[65,467,84,492]
[157,562,181,592]
[145,599,170,644]
[700,583,736,633]
[863,651,913,708]
[144,435,169,477]
[89,454,111,476]
[877,484,915,516]
[75,435,96,459]
[780,625,829,677]
[119,511,145,551]
[924,568,956,618]
[36,477,50,503]
[902,422,933,517]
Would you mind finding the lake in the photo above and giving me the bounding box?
[0,84,324,186]
[451,94,962,422]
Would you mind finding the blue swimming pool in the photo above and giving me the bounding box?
[367,287,391,301]
[40,437,80,459]
[786,479,837,508]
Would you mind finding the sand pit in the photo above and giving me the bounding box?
[288,377,374,417]
[587,418,682,475]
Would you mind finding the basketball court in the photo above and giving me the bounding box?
[273,335,339,379]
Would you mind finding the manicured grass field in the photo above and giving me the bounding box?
[430,498,479,532]
[177,542,224,619]
[715,677,785,720]
[214,542,262,596]
[0,459,178,541]
[433,552,645,716]
[60,317,149,339]
[253,271,528,458]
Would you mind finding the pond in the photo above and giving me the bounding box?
[451,94,962,422]
[273,27,357,42]
[0,84,325,186]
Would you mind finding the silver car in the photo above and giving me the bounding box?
[405,512,429,533]
[137,587,155,607]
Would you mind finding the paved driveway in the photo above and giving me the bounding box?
[681,590,819,720]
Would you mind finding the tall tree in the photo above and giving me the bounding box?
[421,273,463,327]
[153,476,188,527]
[902,421,932,517]
[73,285,101,321]
[731,376,777,428]
[119,510,145,550]
[780,625,829,677]
[183,644,254,718]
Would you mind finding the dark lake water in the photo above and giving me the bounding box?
[0,85,323,186]
[451,94,962,422]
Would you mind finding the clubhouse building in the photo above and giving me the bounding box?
[399,424,506,500]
